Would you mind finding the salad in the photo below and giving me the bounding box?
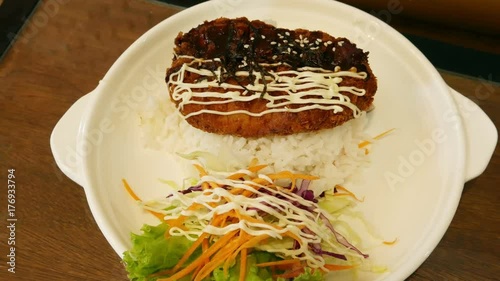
[122,159,376,281]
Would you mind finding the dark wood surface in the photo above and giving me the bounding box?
[0,0,498,280]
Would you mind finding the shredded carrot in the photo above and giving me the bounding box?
[267,171,319,191]
[383,238,398,245]
[201,238,209,264]
[358,141,369,148]
[222,231,249,275]
[241,182,266,197]
[239,248,247,281]
[248,164,269,172]
[334,185,364,202]
[229,188,243,195]
[187,203,205,211]
[123,179,140,201]
[148,211,165,221]
[323,263,357,271]
[122,179,165,221]
[212,210,236,227]
[201,182,210,190]
[251,177,274,186]
[267,171,320,181]
[193,164,208,177]
[166,212,238,271]
[226,164,269,180]
[192,264,204,280]
[273,267,305,278]
[208,181,219,189]
[358,128,395,148]
[193,238,210,276]
[164,215,188,235]
[159,232,208,276]
[158,230,238,281]
[248,158,259,167]
[229,169,273,196]
[239,234,269,250]
[238,213,301,242]
[193,232,242,281]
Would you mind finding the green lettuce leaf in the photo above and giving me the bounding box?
[211,251,278,281]
[210,251,325,281]
[293,267,324,281]
[122,223,198,281]
[123,224,323,281]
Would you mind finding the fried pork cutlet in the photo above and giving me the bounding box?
[166,17,377,138]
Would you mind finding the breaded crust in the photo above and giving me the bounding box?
[166,17,377,138]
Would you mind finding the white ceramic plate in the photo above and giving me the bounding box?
[50,0,497,280]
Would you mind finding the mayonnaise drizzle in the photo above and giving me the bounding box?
[142,170,363,270]
[168,56,368,119]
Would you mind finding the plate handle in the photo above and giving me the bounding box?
[450,87,498,182]
[50,91,95,187]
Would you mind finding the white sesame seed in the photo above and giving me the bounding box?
[285,32,290,36]
[316,38,322,42]
[332,47,336,51]
[283,40,288,43]
[295,39,301,43]
[287,47,291,52]
[338,41,344,46]
[244,44,249,48]
[292,50,297,54]
[324,42,328,47]
[261,35,266,39]
[311,47,319,50]
[299,34,303,40]
[250,37,255,41]
[304,38,309,43]
[272,55,277,60]
[300,53,303,58]
[300,43,304,47]
[270,41,277,45]
[327,41,332,45]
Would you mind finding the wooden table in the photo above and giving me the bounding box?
[0,0,498,280]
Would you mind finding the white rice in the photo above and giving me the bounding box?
[138,90,370,194]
